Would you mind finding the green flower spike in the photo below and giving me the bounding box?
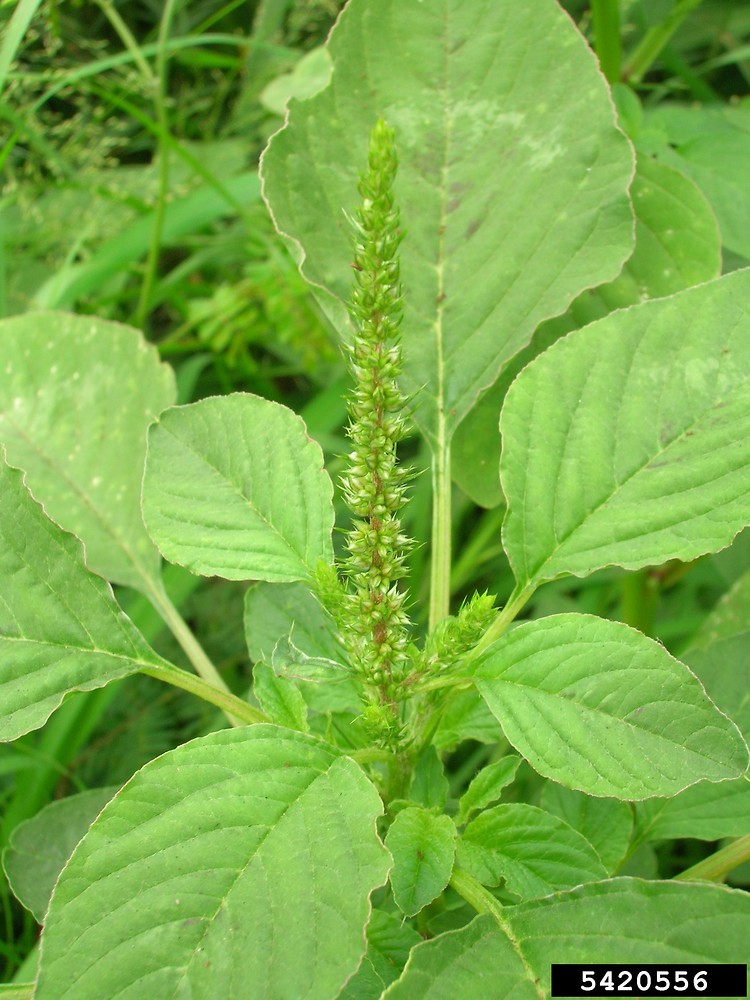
[337,118,414,733]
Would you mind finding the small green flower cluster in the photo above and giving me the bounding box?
[415,592,497,677]
[338,118,413,709]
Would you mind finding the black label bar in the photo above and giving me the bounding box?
[550,964,747,998]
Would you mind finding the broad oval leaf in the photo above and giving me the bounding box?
[338,909,422,1000]
[571,155,721,321]
[262,0,634,448]
[0,456,171,742]
[683,632,750,743]
[690,571,750,649]
[408,747,450,812]
[35,726,390,1000]
[502,268,750,587]
[0,311,175,591]
[386,880,750,999]
[142,394,334,582]
[3,786,116,922]
[457,803,607,900]
[508,878,750,976]
[540,783,633,875]
[456,755,521,825]
[244,581,344,664]
[472,615,748,799]
[644,102,750,259]
[252,660,309,732]
[384,807,456,917]
[434,688,506,750]
[383,914,536,1000]
[452,154,720,509]
[635,776,750,843]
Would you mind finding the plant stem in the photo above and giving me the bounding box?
[622,0,704,83]
[450,868,544,1000]
[142,662,268,725]
[143,577,249,726]
[94,0,156,85]
[135,0,178,328]
[0,985,34,1000]
[0,0,46,100]
[429,439,452,632]
[386,750,412,803]
[97,0,169,327]
[471,582,536,656]
[591,0,622,84]
[450,866,507,924]
[675,834,750,883]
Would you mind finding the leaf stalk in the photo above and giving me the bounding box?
[428,439,452,632]
[144,578,249,726]
[675,833,750,883]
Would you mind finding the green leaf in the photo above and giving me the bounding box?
[620,842,659,880]
[647,616,750,849]
[244,581,343,664]
[408,747,450,812]
[472,615,749,799]
[508,878,750,973]
[261,0,634,448]
[683,633,750,742]
[384,807,456,917]
[456,755,521,825]
[142,394,334,582]
[633,629,750,841]
[539,784,633,875]
[244,583,360,719]
[451,381,507,509]
[387,880,750,998]
[457,803,607,900]
[383,914,536,1000]
[690,571,750,649]
[572,155,721,320]
[643,102,750,259]
[259,46,332,115]
[3,787,116,922]
[635,776,750,843]
[338,909,422,1000]
[433,689,505,750]
[35,726,390,1000]
[0,312,175,591]
[452,154,720,510]
[252,661,309,732]
[501,269,750,588]
[0,457,171,742]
